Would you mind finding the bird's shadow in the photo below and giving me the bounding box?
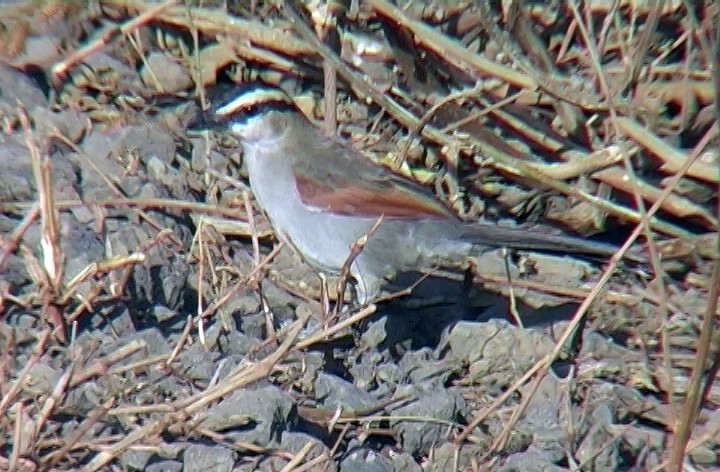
[371,271,581,352]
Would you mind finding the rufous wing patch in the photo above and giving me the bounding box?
[294,173,456,219]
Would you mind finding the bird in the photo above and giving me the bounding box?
[197,81,625,304]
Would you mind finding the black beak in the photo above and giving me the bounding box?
[188,83,241,131]
[186,110,217,132]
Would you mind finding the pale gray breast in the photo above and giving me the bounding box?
[243,143,365,274]
[243,143,302,234]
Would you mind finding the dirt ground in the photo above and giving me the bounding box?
[1,1,719,471]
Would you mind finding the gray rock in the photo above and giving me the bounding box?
[277,432,335,470]
[176,344,218,382]
[60,214,106,299]
[120,449,153,471]
[397,348,454,386]
[81,124,176,196]
[147,155,182,188]
[574,391,620,470]
[0,312,35,344]
[103,221,191,309]
[183,444,235,472]
[135,375,190,405]
[387,451,422,472]
[390,385,466,455]
[347,349,387,391]
[201,385,294,446]
[357,317,389,350]
[82,52,143,92]
[146,459,183,472]
[0,63,46,114]
[107,327,170,361]
[0,138,34,202]
[515,374,567,463]
[375,361,401,387]
[315,372,376,413]
[237,312,266,340]
[24,363,60,396]
[216,330,262,356]
[31,107,87,143]
[295,351,325,393]
[9,35,61,68]
[340,449,394,472]
[157,256,190,310]
[190,138,232,174]
[141,52,193,94]
[220,293,261,321]
[89,308,134,352]
[150,305,178,323]
[500,449,569,472]
[426,442,489,472]
[0,218,30,285]
[442,320,554,388]
[61,381,103,416]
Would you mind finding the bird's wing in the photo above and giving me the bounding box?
[291,139,458,220]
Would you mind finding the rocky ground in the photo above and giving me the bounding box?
[1,1,719,471]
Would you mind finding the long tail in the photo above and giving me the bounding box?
[457,222,635,260]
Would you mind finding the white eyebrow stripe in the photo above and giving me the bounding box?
[215,89,292,116]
